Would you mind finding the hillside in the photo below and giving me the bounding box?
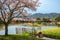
[29,13,60,18]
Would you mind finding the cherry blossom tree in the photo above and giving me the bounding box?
[0,0,40,36]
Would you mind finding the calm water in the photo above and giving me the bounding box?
[0,25,57,35]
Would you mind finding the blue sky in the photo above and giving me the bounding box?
[27,0,60,14]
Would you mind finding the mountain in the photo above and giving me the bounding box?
[29,13,60,18]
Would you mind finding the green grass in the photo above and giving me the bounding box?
[41,27,60,39]
[0,34,45,40]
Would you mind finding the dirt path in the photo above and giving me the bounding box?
[36,36,58,40]
[42,37,56,40]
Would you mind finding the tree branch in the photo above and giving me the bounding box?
[0,9,5,22]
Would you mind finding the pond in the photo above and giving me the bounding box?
[0,25,57,35]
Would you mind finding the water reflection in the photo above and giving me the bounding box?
[0,25,57,35]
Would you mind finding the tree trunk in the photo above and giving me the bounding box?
[5,24,8,36]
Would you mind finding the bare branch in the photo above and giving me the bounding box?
[0,9,5,21]
[3,0,7,4]
[13,7,24,17]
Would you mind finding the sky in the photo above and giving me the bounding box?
[27,0,60,14]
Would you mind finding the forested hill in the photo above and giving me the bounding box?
[29,13,60,18]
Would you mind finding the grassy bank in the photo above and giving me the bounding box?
[0,34,45,40]
[41,27,60,39]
